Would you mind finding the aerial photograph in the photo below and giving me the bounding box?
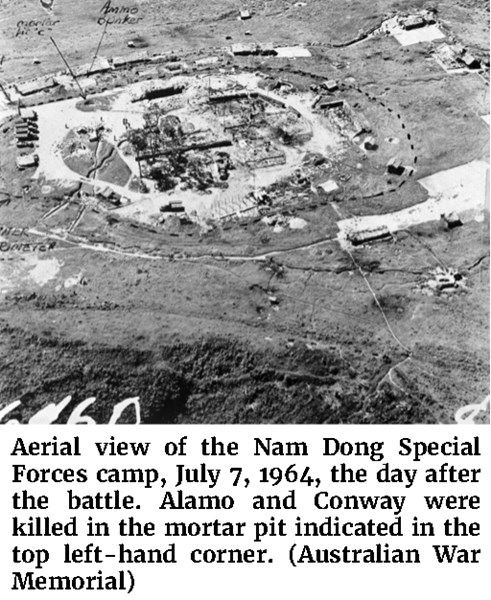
[0,0,488,424]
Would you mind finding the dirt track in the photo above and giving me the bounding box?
[0,0,489,424]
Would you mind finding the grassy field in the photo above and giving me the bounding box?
[1,0,488,80]
[0,0,488,424]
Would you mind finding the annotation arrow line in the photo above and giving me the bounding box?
[89,19,109,75]
[50,36,87,100]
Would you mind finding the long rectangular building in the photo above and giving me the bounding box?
[72,56,111,77]
[113,51,149,68]
[16,76,55,96]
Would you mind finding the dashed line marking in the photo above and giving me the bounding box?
[345,81,418,196]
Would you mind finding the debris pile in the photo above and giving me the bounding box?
[433,43,483,72]
[262,213,307,232]
[424,267,466,293]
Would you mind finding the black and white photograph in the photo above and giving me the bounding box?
[0,0,489,424]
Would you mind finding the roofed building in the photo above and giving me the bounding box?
[231,43,260,56]
[19,108,38,121]
[347,225,391,246]
[317,179,339,196]
[387,158,404,175]
[16,153,39,169]
[16,76,55,96]
[113,51,149,68]
[401,15,425,30]
[459,53,481,69]
[72,56,111,77]
[322,80,339,93]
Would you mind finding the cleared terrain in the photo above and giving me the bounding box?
[0,0,489,424]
